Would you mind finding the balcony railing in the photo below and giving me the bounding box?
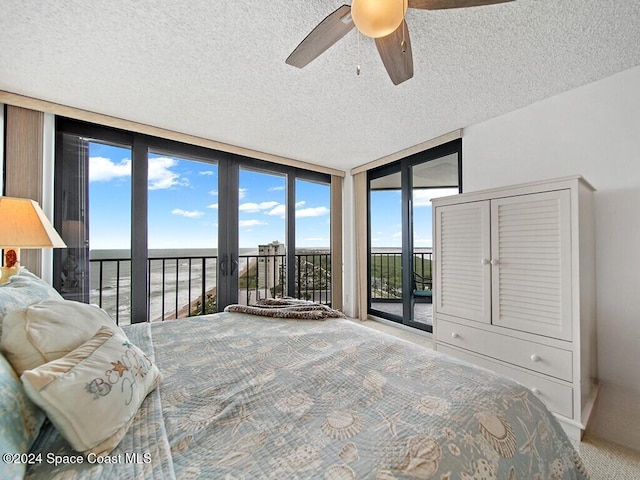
[370,250,433,300]
[87,250,427,325]
[89,252,331,325]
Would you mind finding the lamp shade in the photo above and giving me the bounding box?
[0,197,66,249]
[351,0,408,38]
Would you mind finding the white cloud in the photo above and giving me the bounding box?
[209,190,218,196]
[268,186,285,191]
[239,219,267,227]
[148,157,189,190]
[412,188,459,207]
[89,156,131,182]
[199,171,216,176]
[239,201,280,213]
[260,203,329,218]
[392,231,402,238]
[267,204,286,217]
[172,208,204,218]
[295,201,306,208]
[296,206,329,218]
[207,203,218,209]
[239,188,248,199]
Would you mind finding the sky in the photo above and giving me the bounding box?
[87,142,330,250]
[88,142,456,252]
[370,187,458,249]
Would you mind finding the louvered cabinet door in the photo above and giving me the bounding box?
[435,201,491,324]
[490,190,573,340]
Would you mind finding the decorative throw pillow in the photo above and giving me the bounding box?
[0,352,46,480]
[0,269,63,338]
[1,299,127,376]
[21,326,161,456]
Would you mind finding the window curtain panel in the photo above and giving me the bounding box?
[353,172,368,321]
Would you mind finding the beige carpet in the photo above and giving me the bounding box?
[578,433,640,479]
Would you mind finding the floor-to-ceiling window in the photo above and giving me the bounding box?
[295,179,331,303]
[55,127,134,323]
[146,150,220,321]
[54,118,333,324]
[237,168,287,304]
[368,139,461,332]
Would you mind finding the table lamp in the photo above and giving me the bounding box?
[0,196,67,284]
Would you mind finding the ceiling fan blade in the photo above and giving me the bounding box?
[286,5,355,68]
[408,0,514,9]
[375,21,414,86]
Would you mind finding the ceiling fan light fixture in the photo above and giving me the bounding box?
[351,0,408,38]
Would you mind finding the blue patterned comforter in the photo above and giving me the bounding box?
[27,313,589,479]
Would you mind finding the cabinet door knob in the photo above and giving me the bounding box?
[530,354,541,362]
[490,259,500,266]
[531,388,541,396]
[451,332,460,339]
[481,259,490,265]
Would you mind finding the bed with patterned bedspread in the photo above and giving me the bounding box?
[20,310,588,479]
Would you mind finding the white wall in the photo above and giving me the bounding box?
[462,65,640,450]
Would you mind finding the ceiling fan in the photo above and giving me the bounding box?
[286,0,514,85]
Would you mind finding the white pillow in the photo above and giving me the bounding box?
[1,299,126,376]
[0,269,63,338]
[21,326,161,456]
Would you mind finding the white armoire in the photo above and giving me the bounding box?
[432,175,598,441]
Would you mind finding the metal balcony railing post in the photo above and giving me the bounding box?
[147,258,151,322]
[188,258,192,314]
[115,260,121,325]
[98,260,104,310]
[201,257,206,315]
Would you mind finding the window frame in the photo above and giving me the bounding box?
[54,117,332,322]
[367,138,462,332]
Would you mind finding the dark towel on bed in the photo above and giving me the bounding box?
[224,298,346,320]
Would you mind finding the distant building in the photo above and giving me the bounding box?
[258,240,286,294]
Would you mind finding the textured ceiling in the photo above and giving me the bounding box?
[2,1,640,172]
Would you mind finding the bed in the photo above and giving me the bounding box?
[1,270,589,479]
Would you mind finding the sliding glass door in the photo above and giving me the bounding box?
[236,168,287,305]
[369,169,404,319]
[55,130,134,323]
[368,140,461,332]
[295,179,331,303]
[54,118,333,324]
[146,150,220,320]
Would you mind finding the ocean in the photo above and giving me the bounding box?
[89,248,259,323]
[88,248,330,323]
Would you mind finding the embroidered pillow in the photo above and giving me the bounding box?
[0,269,63,338]
[0,352,46,480]
[20,326,161,456]
[1,299,126,375]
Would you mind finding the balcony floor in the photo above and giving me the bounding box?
[370,301,433,327]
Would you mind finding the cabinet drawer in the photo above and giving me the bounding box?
[437,319,573,382]
[437,343,574,419]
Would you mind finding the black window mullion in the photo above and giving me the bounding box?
[131,135,148,323]
[217,159,238,310]
[402,160,414,326]
[286,173,296,298]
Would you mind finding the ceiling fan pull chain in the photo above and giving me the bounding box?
[356,30,361,76]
